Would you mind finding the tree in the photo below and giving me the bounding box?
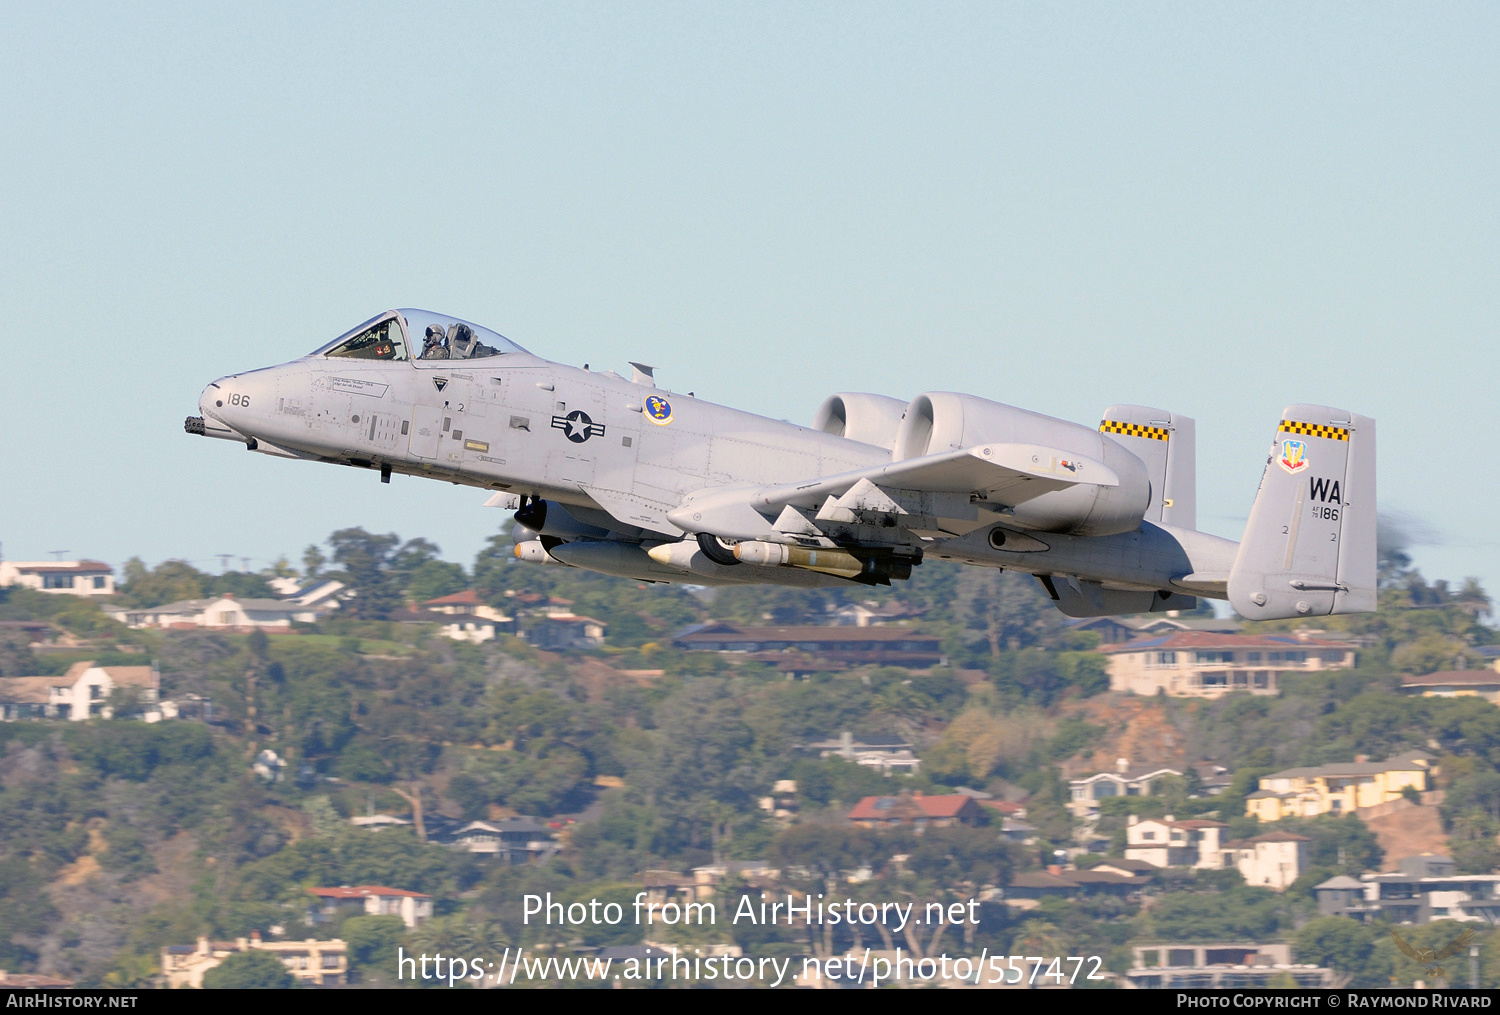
[201,948,296,989]
[211,571,276,600]
[906,826,1016,887]
[326,529,403,618]
[324,528,459,617]
[302,545,326,580]
[341,915,406,969]
[406,559,468,604]
[1144,884,1285,942]
[117,558,210,608]
[0,629,37,677]
[1294,916,1384,985]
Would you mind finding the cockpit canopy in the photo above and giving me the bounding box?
[314,309,526,362]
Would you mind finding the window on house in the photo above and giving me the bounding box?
[1142,831,1156,840]
[92,576,106,589]
[42,573,74,589]
[89,685,103,700]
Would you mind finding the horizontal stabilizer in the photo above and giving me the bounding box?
[1170,572,1229,597]
[1036,575,1197,618]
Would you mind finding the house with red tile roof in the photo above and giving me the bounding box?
[422,589,512,623]
[847,792,983,829]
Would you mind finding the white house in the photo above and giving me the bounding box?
[418,589,514,644]
[448,818,559,862]
[161,934,348,989]
[1068,761,1184,818]
[307,886,433,929]
[1226,831,1310,891]
[0,661,160,721]
[1125,816,1228,868]
[107,594,320,630]
[0,560,114,597]
[828,602,926,627]
[1101,632,1357,699]
[350,813,412,831]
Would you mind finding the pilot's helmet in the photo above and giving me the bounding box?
[425,325,445,342]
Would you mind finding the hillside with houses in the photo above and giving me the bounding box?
[1,527,1498,988]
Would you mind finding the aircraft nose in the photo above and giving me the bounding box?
[200,378,237,423]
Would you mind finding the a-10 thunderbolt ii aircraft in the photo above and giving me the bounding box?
[187,309,1376,621]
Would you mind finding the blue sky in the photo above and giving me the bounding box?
[1,3,1495,591]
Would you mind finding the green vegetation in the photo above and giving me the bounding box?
[0,524,1495,986]
[201,948,295,989]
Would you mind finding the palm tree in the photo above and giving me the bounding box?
[1453,578,1493,621]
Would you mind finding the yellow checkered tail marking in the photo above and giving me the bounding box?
[1100,420,1169,441]
[1278,420,1349,441]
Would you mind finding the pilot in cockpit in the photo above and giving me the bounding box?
[421,324,449,360]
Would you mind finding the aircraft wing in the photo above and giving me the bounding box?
[756,443,1116,510]
[668,443,1119,541]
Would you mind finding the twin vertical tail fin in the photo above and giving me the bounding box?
[1099,405,1196,529]
[1229,405,1376,620]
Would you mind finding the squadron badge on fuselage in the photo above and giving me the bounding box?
[552,410,606,444]
[644,395,673,425]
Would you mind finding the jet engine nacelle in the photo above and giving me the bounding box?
[511,498,613,541]
[894,392,1152,537]
[812,393,909,451]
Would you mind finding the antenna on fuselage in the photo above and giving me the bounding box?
[628,362,656,387]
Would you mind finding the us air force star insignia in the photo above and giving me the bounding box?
[644,395,673,425]
[551,410,605,444]
[433,377,448,392]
